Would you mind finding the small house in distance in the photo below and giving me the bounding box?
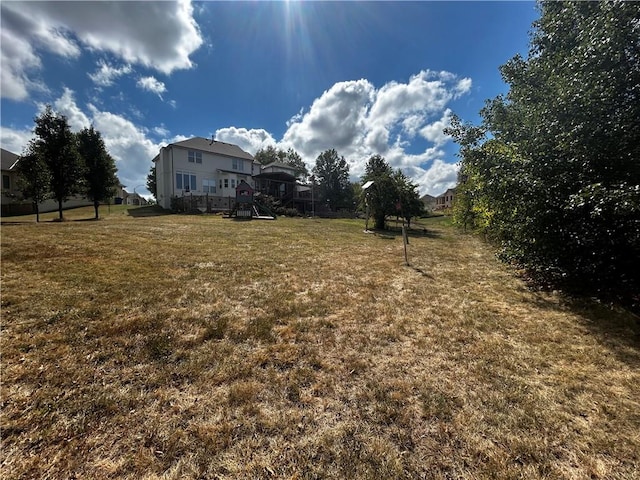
[435,187,456,210]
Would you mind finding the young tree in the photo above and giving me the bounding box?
[15,141,51,223]
[312,149,351,211]
[146,165,157,200]
[77,126,118,219]
[34,105,84,220]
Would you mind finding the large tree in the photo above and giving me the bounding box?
[449,1,640,304]
[361,155,396,229]
[15,141,51,223]
[312,149,351,211]
[34,105,84,220]
[77,126,118,219]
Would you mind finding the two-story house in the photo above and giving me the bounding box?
[154,137,257,210]
[435,187,456,210]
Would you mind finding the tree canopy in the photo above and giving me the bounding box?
[448,1,640,306]
[361,155,423,229]
[312,149,352,211]
[15,141,51,222]
[33,105,84,220]
[77,126,118,219]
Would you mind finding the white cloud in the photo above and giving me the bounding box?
[88,60,132,87]
[50,88,91,131]
[282,79,374,160]
[214,127,276,155]
[274,70,469,194]
[413,159,460,196]
[0,0,202,100]
[419,109,453,147]
[137,76,167,98]
[0,126,34,156]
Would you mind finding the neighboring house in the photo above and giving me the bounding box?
[1,148,21,199]
[420,193,436,213]
[122,190,148,206]
[1,148,30,216]
[435,188,456,210]
[253,162,312,214]
[154,137,256,211]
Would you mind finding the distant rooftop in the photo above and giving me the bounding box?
[1,148,20,171]
[169,137,254,161]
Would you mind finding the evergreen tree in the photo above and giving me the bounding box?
[312,149,351,211]
[146,165,157,200]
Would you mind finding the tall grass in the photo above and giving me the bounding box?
[1,207,638,479]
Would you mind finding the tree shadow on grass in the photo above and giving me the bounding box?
[370,226,442,240]
[126,206,173,218]
[528,293,640,367]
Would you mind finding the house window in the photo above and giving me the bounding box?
[188,151,202,164]
[224,179,229,188]
[232,158,244,171]
[2,174,9,190]
[219,179,223,190]
[176,172,196,191]
[231,178,236,188]
[203,179,216,194]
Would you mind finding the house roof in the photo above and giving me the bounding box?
[1,148,20,171]
[169,137,254,161]
[436,187,457,198]
[262,161,295,171]
[420,194,436,202]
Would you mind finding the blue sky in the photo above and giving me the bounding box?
[1,1,538,197]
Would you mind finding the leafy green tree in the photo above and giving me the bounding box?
[393,170,424,227]
[450,1,640,304]
[77,126,118,219]
[361,155,396,229]
[15,141,51,222]
[34,105,84,220]
[312,149,351,211]
[146,165,157,200]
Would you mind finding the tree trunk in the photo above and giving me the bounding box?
[58,199,63,220]
[374,214,386,230]
[35,202,40,223]
[94,201,99,219]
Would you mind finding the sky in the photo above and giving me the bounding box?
[0,1,539,198]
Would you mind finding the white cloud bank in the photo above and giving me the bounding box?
[1,70,469,198]
[1,0,202,100]
[216,70,470,196]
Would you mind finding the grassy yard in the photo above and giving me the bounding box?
[1,207,639,479]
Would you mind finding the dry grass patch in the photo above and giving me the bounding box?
[1,208,639,479]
